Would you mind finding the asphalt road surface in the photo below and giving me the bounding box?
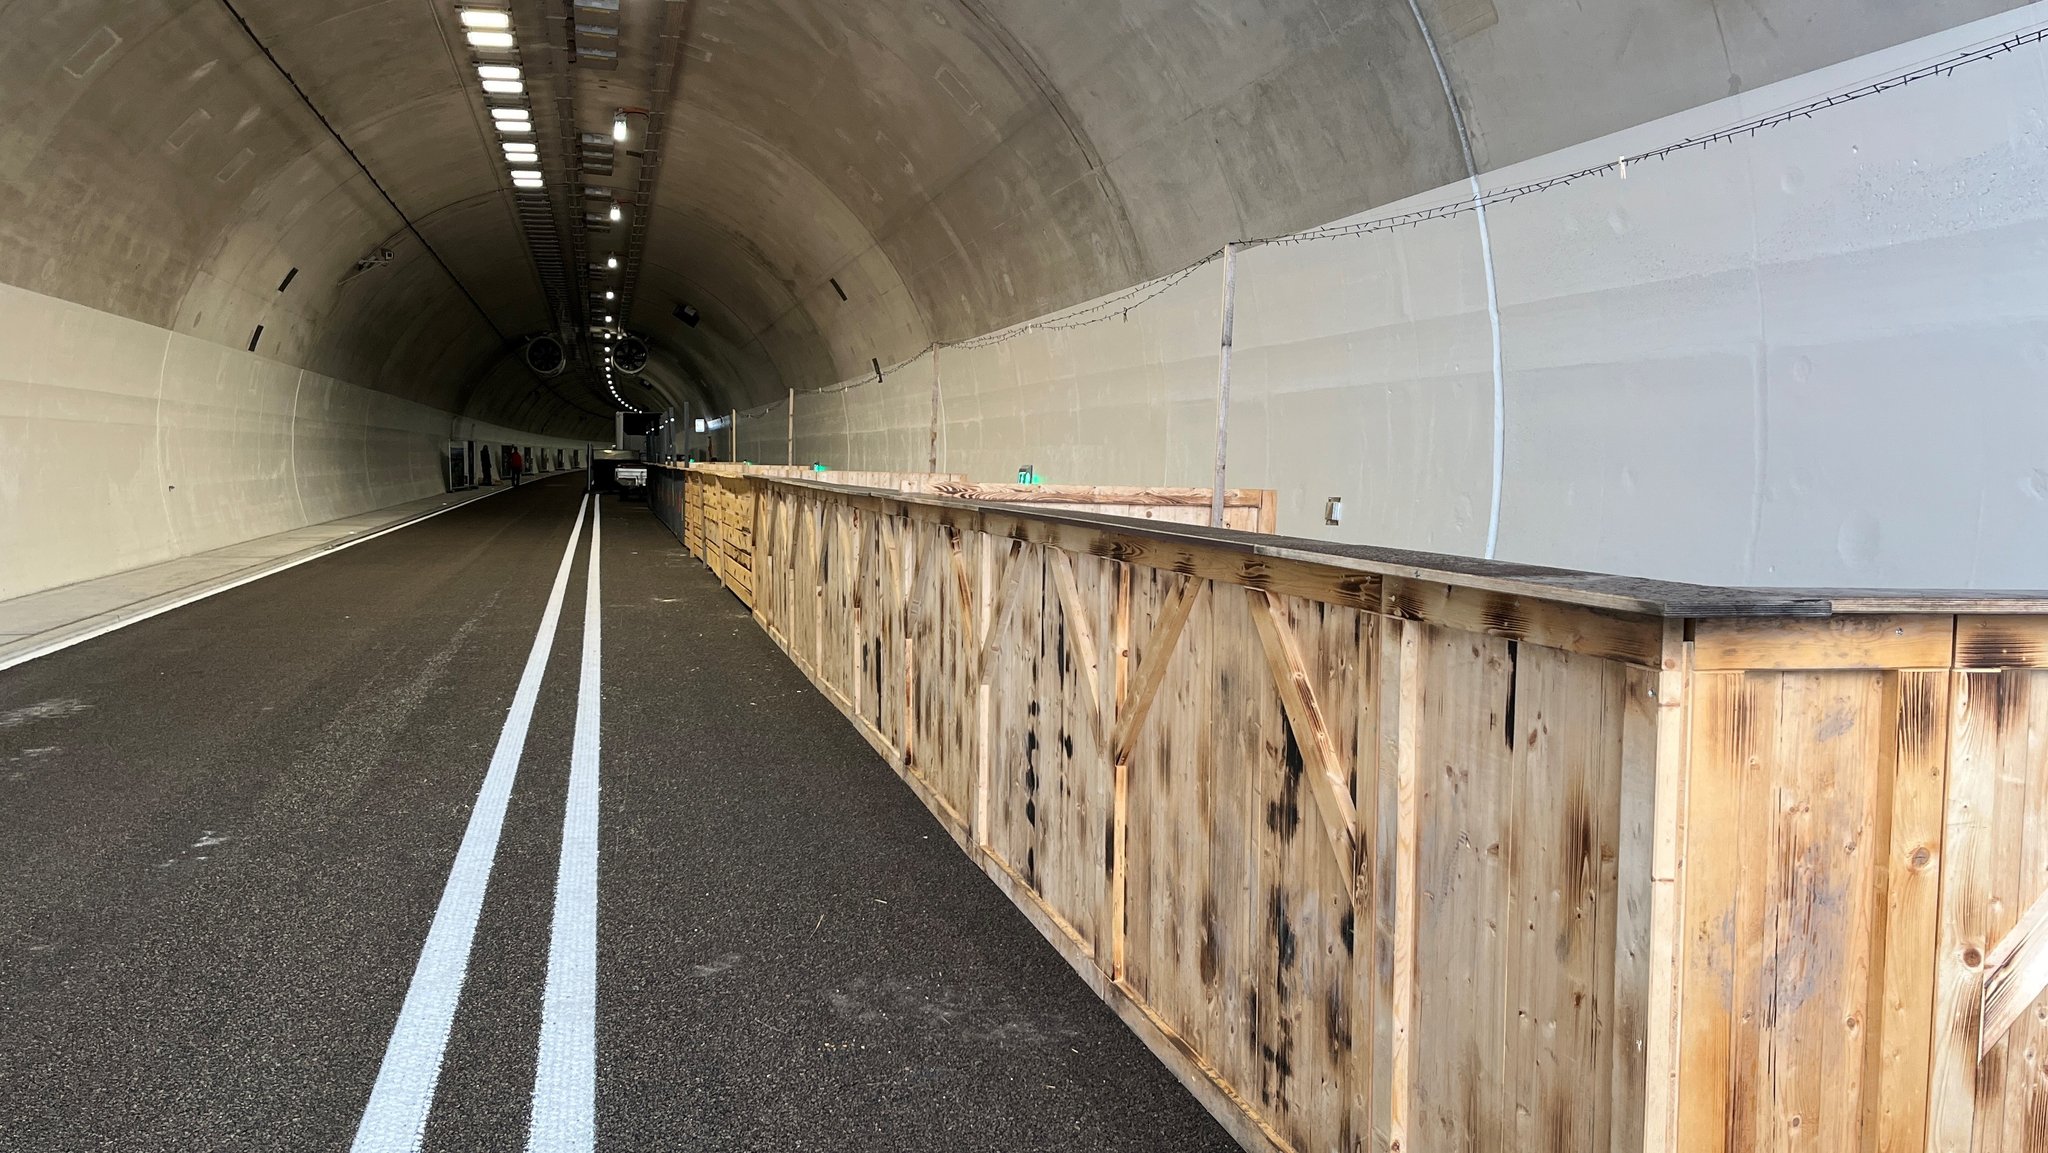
[0,475,1234,1152]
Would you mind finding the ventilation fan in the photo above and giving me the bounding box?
[611,334,650,375]
[524,334,566,377]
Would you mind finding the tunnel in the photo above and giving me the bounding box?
[4,1,2048,1150]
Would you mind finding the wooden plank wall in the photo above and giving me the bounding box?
[734,478,1663,1153]
[680,467,1277,615]
[663,470,2048,1152]
[1669,615,2048,1153]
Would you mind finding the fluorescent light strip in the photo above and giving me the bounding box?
[503,142,537,153]
[477,64,521,80]
[490,107,527,120]
[481,79,523,94]
[459,10,511,30]
[496,122,532,134]
[466,30,515,48]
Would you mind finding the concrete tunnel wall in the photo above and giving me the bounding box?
[733,5,2048,591]
[3,0,2045,600]
[0,280,593,600]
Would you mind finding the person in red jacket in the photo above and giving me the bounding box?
[508,447,525,487]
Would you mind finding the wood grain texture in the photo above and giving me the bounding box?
[1873,670,1950,1153]
[1110,575,1203,767]
[1382,576,1665,667]
[1672,670,1753,1153]
[1504,644,1627,1153]
[1955,617,2048,670]
[1692,615,1955,671]
[1389,619,1423,1153]
[1249,589,1360,895]
[1929,670,2001,1153]
[1411,624,1515,1151]
[1982,889,2048,1058]
[1921,668,2048,1153]
[928,481,1278,534]
[1612,661,1660,1153]
[1976,670,2048,1152]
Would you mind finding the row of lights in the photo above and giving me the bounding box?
[596,313,641,412]
[597,110,635,386]
[464,7,636,413]
[459,9,544,191]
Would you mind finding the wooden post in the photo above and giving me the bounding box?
[1210,241,1238,528]
[1643,619,1691,1153]
[787,388,795,466]
[929,346,942,473]
[973,530,993,849]
[1388,617,1423,1153]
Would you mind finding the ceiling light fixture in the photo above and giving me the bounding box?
[466,30,515,48]
[604,314,613,323]
[605,290,616,300]
[507,154,540,166]
[503,141,537,153]
[606,255,618,269]
[476,64,521,81]
[481,79,524,95]
[608,204,621,223]
[459,9,511,29]
[489,106,527,120]
[495,121,532,134]
[612,112,628,142]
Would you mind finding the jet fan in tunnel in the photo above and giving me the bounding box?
[609,334,650,376]
[523,334,567,378]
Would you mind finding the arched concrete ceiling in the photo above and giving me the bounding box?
[0,0,2024,428]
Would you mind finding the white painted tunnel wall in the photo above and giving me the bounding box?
[743,6,2048,590]
[0,281,587,602]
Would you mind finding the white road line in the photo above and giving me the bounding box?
[351,494,590,1153]
[529,495,603,1152]
[0,485,519,675]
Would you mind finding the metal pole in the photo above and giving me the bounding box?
[731,408,738,463]
[787,388,795,466]
[1210,242,1238,528]
[929,346,942,473]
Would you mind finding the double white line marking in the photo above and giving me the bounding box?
[351,494,604,1153]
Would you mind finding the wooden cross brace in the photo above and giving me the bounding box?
[1983,885,2048,1059]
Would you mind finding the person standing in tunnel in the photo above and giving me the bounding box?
[508,447,525,487]
[477,445,494,487]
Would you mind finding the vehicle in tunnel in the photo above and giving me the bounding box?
[588,448,648,501]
